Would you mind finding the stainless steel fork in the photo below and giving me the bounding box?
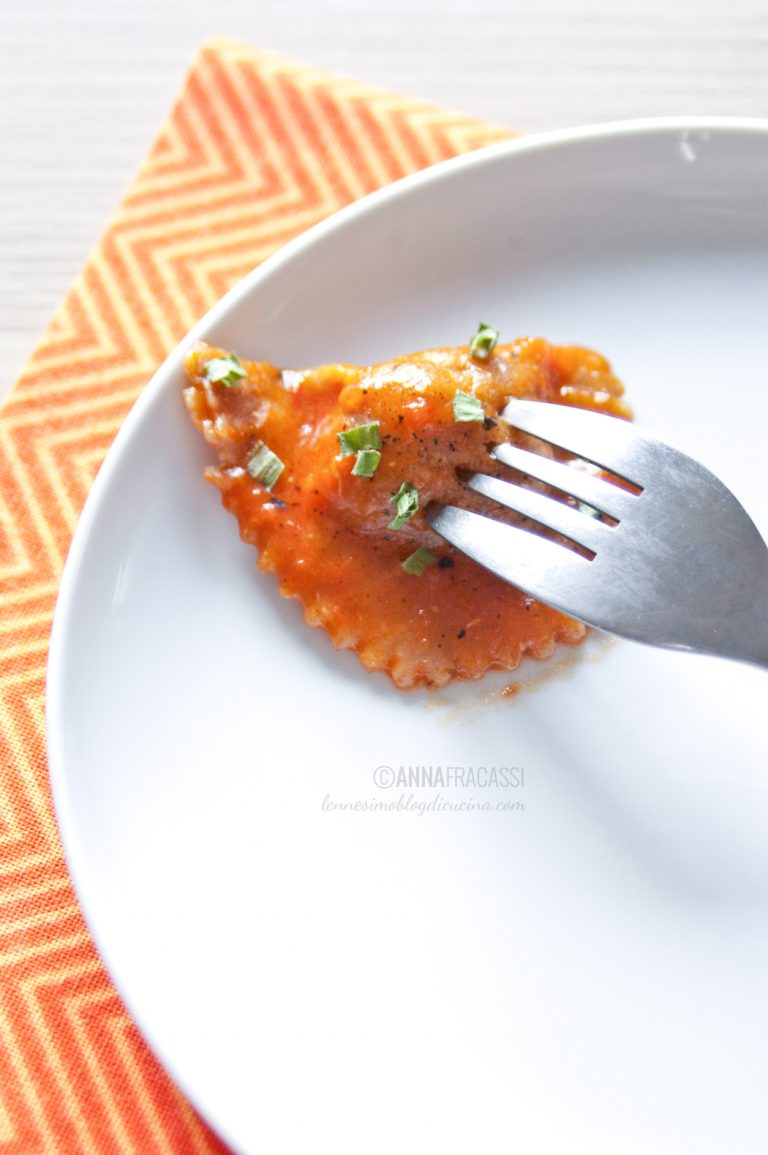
[427,400,768,668]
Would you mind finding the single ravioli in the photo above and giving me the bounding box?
[183,337,631,689]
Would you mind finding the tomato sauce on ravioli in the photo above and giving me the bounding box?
[183,338,630,689]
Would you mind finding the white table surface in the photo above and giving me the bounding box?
[2,0,767,397]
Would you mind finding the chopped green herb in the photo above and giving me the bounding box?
[469,322,499,360]
[247,442,284,490]
[577,501,601,519]
[402,547,436,575]
[351,448,381,477]
[337,421,382,456]
[203,354,247,387]
[452,389,485,423]
[389,481,419,529]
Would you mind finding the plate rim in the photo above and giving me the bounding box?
[46,115,768,1151]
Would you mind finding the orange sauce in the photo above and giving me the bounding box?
[183,338,630,689]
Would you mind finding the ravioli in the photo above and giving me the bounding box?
[183,335,630,689]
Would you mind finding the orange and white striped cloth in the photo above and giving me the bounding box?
[0,38,510,1151]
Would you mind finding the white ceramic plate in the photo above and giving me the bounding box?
[48,120,768,1155]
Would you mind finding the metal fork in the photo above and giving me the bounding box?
[427,400,768,669]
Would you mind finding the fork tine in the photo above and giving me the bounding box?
[466,472,613,553]
[426,503,593,613]
[493,442,636,521]
[502,399,672,490]
[428,400,768,668]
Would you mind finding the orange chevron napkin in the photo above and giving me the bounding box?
[0,37,510,1152]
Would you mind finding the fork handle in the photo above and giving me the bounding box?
[735,624,768,670]
[712,607,768,671]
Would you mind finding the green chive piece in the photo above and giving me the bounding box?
[452,389,485,423]
[469,322,499,360]
[337,421,382,456]
[577,501,601,519]
[351,448,381,477]
[389,481,419,529]
[402,547,436,575]
[247,442,284,490]
[203,354,247,387]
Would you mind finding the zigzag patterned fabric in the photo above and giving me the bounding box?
[0,37,510,1151]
